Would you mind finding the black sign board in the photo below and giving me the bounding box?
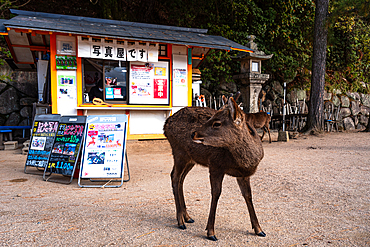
[44,116,86,179]
[24,114,61,174]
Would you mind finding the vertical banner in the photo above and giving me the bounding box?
[172,54,188,106]
[80,115,128,179]
[57,70,77,115]
[25,114,61,171]
[45,116,86,177]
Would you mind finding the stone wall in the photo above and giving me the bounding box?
[0,64,38,133]
[260,81,370,131]
[324,90,370,130]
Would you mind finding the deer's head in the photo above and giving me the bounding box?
[192,97,259,148]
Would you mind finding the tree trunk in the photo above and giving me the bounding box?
[305,0,329,133]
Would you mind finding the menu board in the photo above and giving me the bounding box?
[45,116,86,176]
[129,61,169,105]
[25,114,61,169]
[80,115,128,179]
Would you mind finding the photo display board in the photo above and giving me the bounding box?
[46,116,86,176]
[25,114,61,169]
[80,115,128,179]
[128,61,169,105]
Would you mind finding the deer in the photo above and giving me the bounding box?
[245,112,272,143]
[163,96,266,241]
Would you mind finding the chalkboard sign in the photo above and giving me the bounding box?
[25,114,61,174]
[79,115,128,187]
[45,116,86,178]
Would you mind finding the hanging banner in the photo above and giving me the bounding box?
[57,70,77,115]
[45,116,86,177]
[129,61,169,105]
[80,115,128,179]
[25,114,61,170]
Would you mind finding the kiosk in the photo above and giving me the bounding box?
[1,9,254,140]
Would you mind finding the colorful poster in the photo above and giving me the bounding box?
[46,116,86,176]
[129,61,169,105]
[80,115,128,179]
[25,115,60,169]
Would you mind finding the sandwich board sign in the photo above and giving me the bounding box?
[79,114,128,187]
[43,116,87,184]
[24,114,61,175]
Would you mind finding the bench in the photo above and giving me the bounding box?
[0,126,32,144]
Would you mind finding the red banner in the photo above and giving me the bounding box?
[153,79,167,99]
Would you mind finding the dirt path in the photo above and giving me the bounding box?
[0,131,369,246]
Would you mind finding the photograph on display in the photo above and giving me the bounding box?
[63,143,77,155]
[31,137,47,150]
[52,143,64,154]
[87,152,105,164]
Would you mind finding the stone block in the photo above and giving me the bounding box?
[346,92,360,101]
[332,95,341,107]
[4,112,21,126]
[341,96,350,108]
[297,90,307,101]
[324,91,332,101]
[361,93,370,108]
[343,117,355,130]
[278,131,289,142]
[333,89,342,95]
[350,101,360,116]
[340,107,351,118]
[360,105,370,116]
[359,115,369,126]
[272,81,283,96]
[22,146,29,155]
[0,87,20,114]
[4,141,18,150]
[20,106,32,118]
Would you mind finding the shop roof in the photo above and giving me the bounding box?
[4,9,253,52]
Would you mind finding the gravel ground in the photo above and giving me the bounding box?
[0,131,369,246]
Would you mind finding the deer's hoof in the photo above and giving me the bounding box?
[178,224,186,230]
[207,235,218,241]
[256,231,266,237]
[185,218,195,223]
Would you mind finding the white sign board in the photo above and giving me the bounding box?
[128,61,169,105]
[57,70,77,115]
[172,54,188,106]
[80,115,128,179]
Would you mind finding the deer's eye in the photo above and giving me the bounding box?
[212,121,222,129]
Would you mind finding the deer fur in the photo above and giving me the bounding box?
[245,112,272,143]
[163,97,266,241]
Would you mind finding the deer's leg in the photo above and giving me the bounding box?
[206,171,225,241]
[179,161,195,224]
[260,128,266,141]
[263,126,272,143]
[236,177,266,237]
[171,155,194,230]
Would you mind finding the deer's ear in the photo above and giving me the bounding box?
[228,97,242,125]
[222,95,228,105]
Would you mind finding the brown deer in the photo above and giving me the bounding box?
[163,97,266,241]
[245,112,272,143]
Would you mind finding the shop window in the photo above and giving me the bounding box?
[159,44,167,57]
[83,59,128,104]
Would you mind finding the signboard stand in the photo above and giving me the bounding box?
[78,115,128,188]
[24,114,61,175]
[43,116,87,184]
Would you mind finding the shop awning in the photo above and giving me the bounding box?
[3,9,253,53]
